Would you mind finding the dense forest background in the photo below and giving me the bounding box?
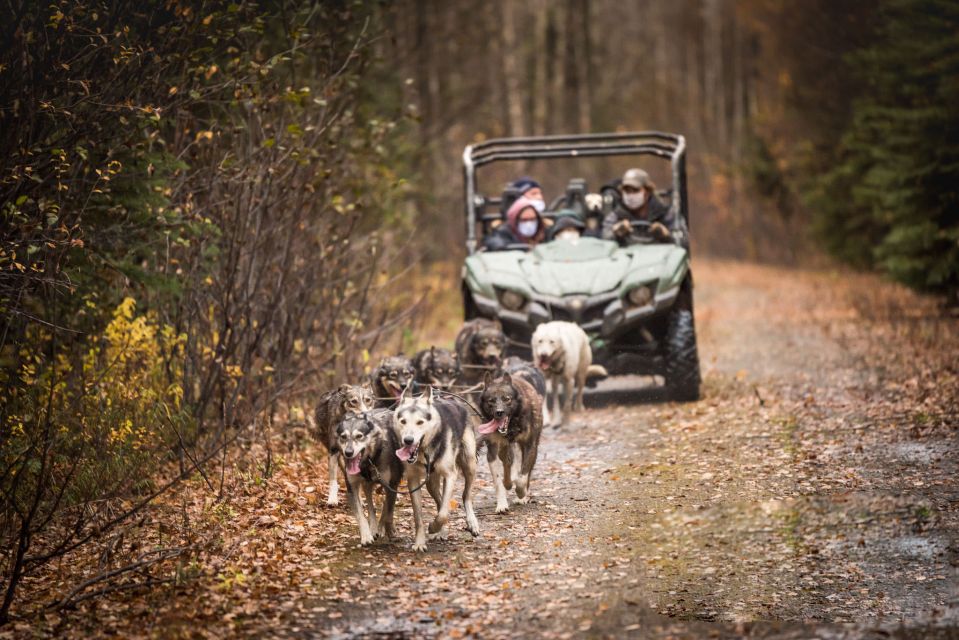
[382,0,958,288]
[1,0,956,625]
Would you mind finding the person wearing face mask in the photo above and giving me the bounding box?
[510,177,547,214]
[483,195,546,251]
[601,168,674,245]
[546,209,589,242]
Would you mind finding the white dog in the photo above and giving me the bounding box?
[531,321,604,427]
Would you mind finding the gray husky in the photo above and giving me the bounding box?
[371,355,416,407]
[336,410,403,545]
[393,386,480,551]
[412,346,461,391]
[313,384,375,505]
[478,371,544,513]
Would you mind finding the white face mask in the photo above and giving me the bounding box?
[556,229,580,241]
[623,191,646,210]
[517,220,539,237]
[530,198,546,214]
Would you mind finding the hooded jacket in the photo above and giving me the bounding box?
[483,197,546,251]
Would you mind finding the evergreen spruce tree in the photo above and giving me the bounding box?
[816,0,959,298]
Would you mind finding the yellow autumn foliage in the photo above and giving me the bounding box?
[2,297,188,486]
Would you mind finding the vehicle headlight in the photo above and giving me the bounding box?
[626,285,653,307]
[498,289,526,311]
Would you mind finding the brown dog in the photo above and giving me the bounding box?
[454,318,507,387]
[477,370,544,513]
[370,355,416,408]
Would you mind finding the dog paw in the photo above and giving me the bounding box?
[428,529,449,541]
[359,533,374,546]
[411,540,427,552]
[515,495,531,505]
[495,503,510,514]
[465,520,480,537]
[376,525,394,540]
[428,517,448,534]
[325,495,339,507]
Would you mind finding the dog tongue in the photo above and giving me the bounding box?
[537,360,550,371]
[346,456,362,475]
[478,417,506,435]
[396,445,414,461]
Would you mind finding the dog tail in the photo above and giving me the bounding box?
[305,411,320,441]
[586,364,608,380]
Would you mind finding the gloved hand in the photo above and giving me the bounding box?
[584,193,603,212]
[613,219,633,237]
[649,221,671,240]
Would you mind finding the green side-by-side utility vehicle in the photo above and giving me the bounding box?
[460,132,701,400]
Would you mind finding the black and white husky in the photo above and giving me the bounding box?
[336,409,403,546]
[393,386,480,551]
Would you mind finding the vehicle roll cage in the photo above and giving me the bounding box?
[462,132,688,255]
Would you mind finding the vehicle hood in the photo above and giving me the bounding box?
[464,237,688,298]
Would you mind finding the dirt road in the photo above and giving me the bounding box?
[252,259,955,639]
[37,259,956,639]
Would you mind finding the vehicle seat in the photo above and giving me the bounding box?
[564,179,588,218]
[500,184,523,216]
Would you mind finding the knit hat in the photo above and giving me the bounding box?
[511,177,542,195]
[548,209,586,240]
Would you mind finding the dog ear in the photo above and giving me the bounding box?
[425,384,434,405]
[502,371,512,387]
[483,370,493,388]
[338,383,351,394]
[399,380,412,404]
[430,345,436,359]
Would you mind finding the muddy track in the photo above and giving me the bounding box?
[273,259,958,640]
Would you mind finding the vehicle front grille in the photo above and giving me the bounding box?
[548,300,609,325]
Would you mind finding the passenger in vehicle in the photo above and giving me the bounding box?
[546,209,600,242]
[602,168,674,245]
[511,177,546,213]
[483,196,546,251]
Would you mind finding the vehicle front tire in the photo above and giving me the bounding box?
[664,307,701,402]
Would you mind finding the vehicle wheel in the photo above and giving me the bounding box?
[664,307,701,401]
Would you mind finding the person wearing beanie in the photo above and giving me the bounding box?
[511,177,544,205]
[601,168,674,245]
[546,209,588,242]
[483,195,546,251]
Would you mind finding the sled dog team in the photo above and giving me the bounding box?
[313,319,605,551]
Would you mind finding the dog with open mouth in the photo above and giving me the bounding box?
[370,355,416,407]
[531,321,606,428]
[478,370,544,513]
[412,346,461,391]
[393,385,480,552]
[454,318,507,388]
[312,383,375,506]
[335,409,403,546]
